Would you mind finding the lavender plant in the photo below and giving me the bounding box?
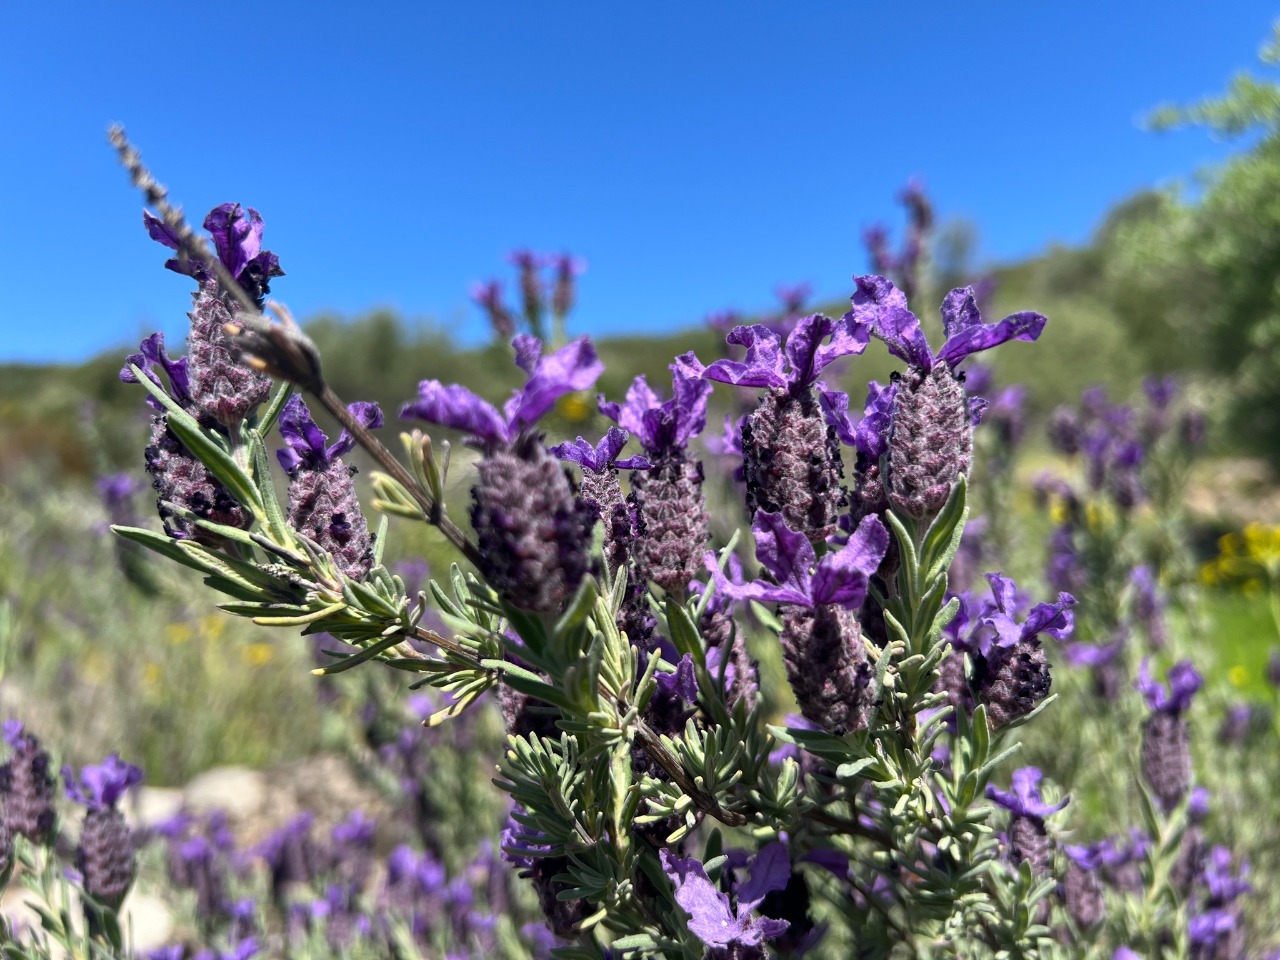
[77,125,1280,959]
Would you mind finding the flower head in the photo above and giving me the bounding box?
[986,767,1068,821]
[63,754,143,811]
[277,394,384,476]
[853,275,1046,372]
[599,354,711,453]
[403,335,603,450]
[707,511,888,611]
[145,203,284,306]
[1136,659,1203,715]
[972,573,1075,656]
[698,312,871,398]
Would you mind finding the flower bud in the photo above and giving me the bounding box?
[0,724,57,845]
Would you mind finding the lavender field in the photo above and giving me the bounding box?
[4,17,1280,960]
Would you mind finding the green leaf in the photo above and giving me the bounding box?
[921,475,968,580]
[665,597,704,663]
[311,630,409,674]
[248,426,292,544]
[112,525,215,575]
[255,381,292,434]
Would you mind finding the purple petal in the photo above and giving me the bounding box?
[940,286,984,339]
[204,203,262,279]
[326,401,384,461]
[812,310,872,374]
[737,841,791,906]
[936,307,1047,368]
[503,337,604,435]
[655,654,698,702]
[511,334,542,376]
[660,850,738,946]
[599,375,660,435]
[704,550,807,607]
[402,381,507,446]
[811,515,889,608]
[701,325,788,389]
[752,511,815,596]
[852,381,896,459]
[986,766,1068,819]
[817,385,858,446]
[1020,593,1076,642]
[66,754,143,810]
[277,394,330,473]
[854,275,933,369]
[143,210,182,250]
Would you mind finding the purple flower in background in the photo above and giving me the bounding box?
[1137,659,1202,812]
[404,335,603,450]
[1,722,57,845]
[277,394,384,476]
[1137,659,1203,715]
[550,252,587,319]
[660,845,790,956]
[987,767,1067,875]
[62,754,142,811]
[1129,564,1167,649]
[64,754,143,912]
[471,279,516,341]
[145,203,284,307]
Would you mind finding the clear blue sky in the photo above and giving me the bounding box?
[1,2,1274,363]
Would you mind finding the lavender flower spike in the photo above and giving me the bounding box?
[969,573,1075,729]
[987,767,1067,875]
[852,275,1047,519]
[278,394,384,580]
[64,754,144,912]
[601,357,712,597]
[708,512,888,733]
[1136,658,1202,812]
[697,313,869,543]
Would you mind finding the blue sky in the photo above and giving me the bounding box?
[1,2,1274,363]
